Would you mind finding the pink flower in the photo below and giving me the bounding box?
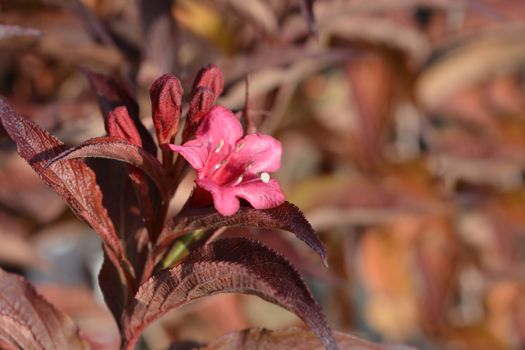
[169,106,285,216]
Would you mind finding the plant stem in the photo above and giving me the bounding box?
[161,229,205,268]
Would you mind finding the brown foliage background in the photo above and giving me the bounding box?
[2,0,525,349]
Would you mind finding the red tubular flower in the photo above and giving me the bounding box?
[169,106,285,216]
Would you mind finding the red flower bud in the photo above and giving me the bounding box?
[183,87,215,142]
[105,106,142,147]
[150,74,183,145]
[191,64,224,97]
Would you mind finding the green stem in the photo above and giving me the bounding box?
[161,229,205,268]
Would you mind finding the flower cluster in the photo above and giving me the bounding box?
[147,64,285,216]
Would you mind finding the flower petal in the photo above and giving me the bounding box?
[197,178,240,216]
[195,106,243,150]
[169,140,207,171]
[233,179,285,210]
[228,134,282,174]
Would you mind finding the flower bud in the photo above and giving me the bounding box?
[105,106,142,147]
[183,87,215,142]
[191,64,224,97]
[150,74,183,145]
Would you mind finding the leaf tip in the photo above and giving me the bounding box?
[321,255,329,268]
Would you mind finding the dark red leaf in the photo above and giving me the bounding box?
[191,63,224,97]
[91,158,152,288]
[46,136,170,200]
[0,268,88,350]
[106,106,143,147]
[48,136,168,249]
[150,74,183,145]
[122,238,338,350]
[84,74,162,274]
[221,228,341,285]
[99,249,127,326]
[103,102,166,245]
[0,98,124,264]
[81,82,167,278]
[159,201,327,266]
[81,68,157,155]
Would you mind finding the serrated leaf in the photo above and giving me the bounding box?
[0,98,125,265]
[0,98,138,303]
[48,136,168,275]
[81,68,157,155]
[0,268,88,350]
[122,238,337,350]
[159,201,327,266]
[46,136,169,200]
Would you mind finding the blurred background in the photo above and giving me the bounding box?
[2,0,525,349]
